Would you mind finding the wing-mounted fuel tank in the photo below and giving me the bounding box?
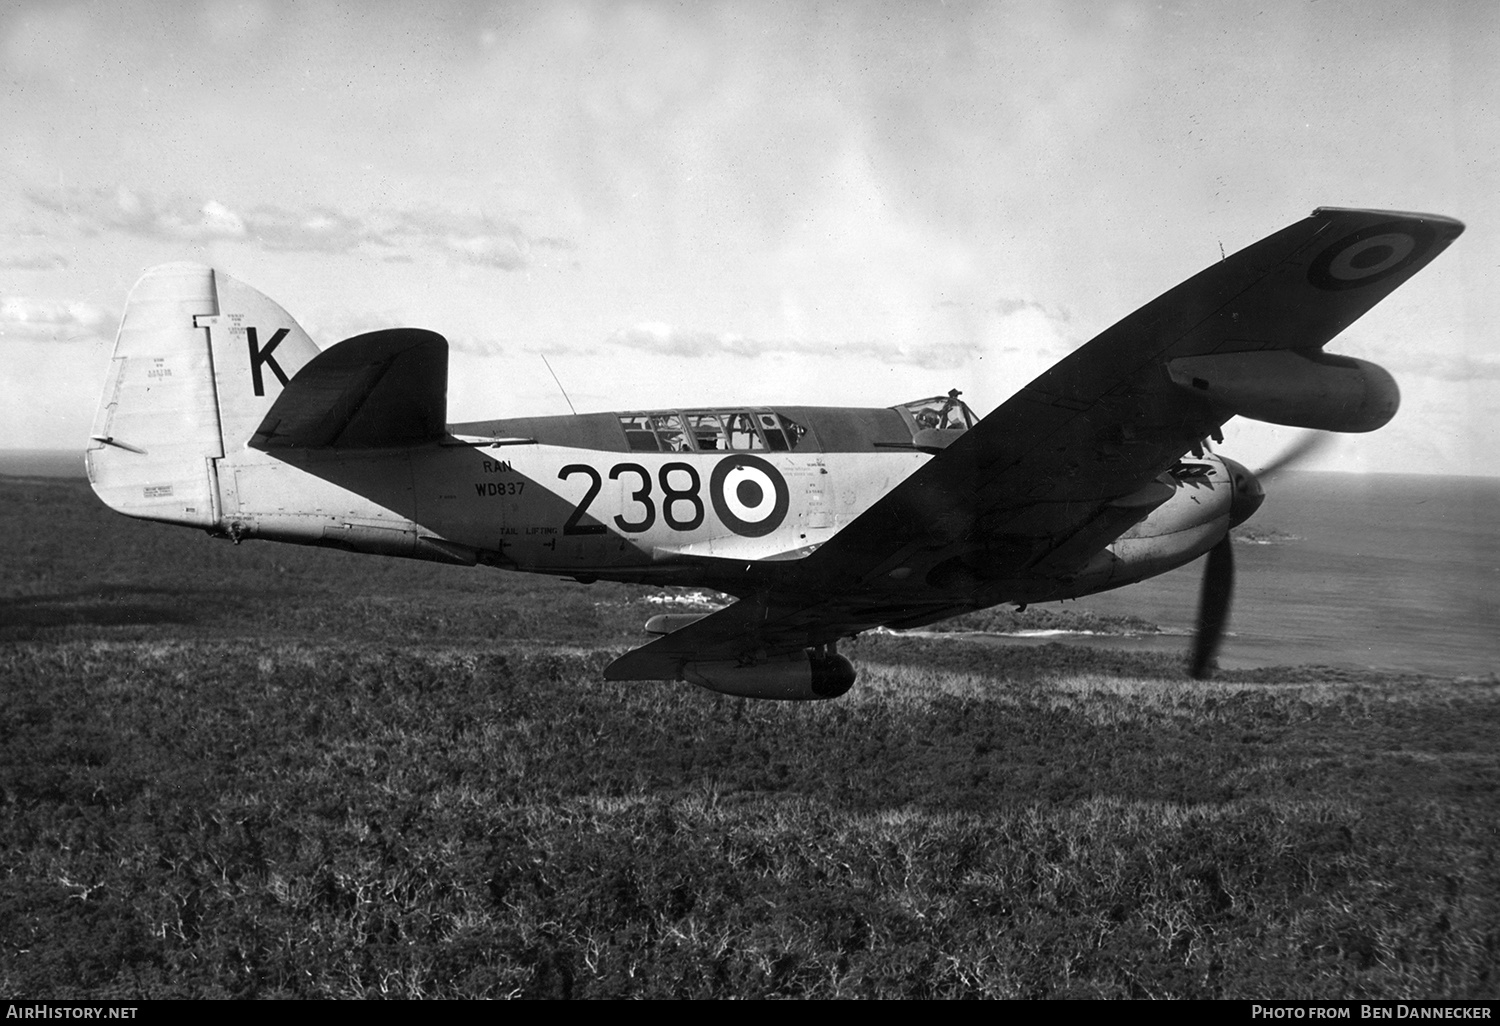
[1163,209,1467,433]
[681,650,856,701]
[1167,349,1399,432]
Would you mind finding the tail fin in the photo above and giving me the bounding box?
[87,264,321,525]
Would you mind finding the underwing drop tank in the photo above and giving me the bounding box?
[682,651,856,700]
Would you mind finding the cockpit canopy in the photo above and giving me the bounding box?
[455,389,976,455]
[897,391,976,432]
[617,410,810,452]
[613,392,975,454]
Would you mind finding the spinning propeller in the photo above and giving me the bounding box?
[1254,431,1334,481]
[1188,432,1332,679]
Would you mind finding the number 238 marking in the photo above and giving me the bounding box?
[557,463,705,535]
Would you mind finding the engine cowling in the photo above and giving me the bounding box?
[682,651,856,700]
[1059,454,1264,598]
[1106,489,1228,587]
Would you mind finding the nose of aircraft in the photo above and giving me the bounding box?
[1222,457,1265,528]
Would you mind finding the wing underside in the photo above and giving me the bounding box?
[796,207,1462,590]
[602,593,974,681]
[608,207,1466,680]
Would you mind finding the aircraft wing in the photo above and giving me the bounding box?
[603,600,772,681]
[602,591,977,681]
[605,207,1463,681]
[250,328,448,449]
[790,206,1463,591]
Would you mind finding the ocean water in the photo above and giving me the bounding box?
[0,450,86,478]
[1068,472,1500,678]
[2,452,1494,676]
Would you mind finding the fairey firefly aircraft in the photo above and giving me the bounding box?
[88,207,1462,699]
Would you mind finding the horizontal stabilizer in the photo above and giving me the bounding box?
[250,329,448,449]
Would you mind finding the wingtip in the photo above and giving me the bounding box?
[1311,206,1465,235]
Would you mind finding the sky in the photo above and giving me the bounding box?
[1,0,1496,476]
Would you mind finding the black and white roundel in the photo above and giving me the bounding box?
[1308,221,1433,292]
[710,455,789,537]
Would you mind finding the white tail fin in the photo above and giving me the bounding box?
[87,264,321,526]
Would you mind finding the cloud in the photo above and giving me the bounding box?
[2,4,97,82]
[993,296,1071,323]
[602,321,984,369]
[439,233,527,270]
[1341,333,1500,383]
[1408,355,1500,382]
[608,322,756,358]
[27,185,247,243]
[246,204,367,252]
[385,209,577,269]
[400,213,529,270]
[0,297,114,343]
[24,186,572,269]
[0,254,68,270]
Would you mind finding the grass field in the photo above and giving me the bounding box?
[2,476,1497,998]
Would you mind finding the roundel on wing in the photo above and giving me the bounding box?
[1307,221,1434,292]
[710,455,790,537]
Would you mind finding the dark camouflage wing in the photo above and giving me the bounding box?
[605,208,1463,680]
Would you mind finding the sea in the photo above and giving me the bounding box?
[3,451,1496,678]
[1061,471,1500,678]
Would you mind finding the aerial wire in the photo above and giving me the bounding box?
[540,354,578,416]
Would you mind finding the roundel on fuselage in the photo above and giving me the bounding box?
[710,455,789,537]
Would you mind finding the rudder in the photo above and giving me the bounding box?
[87,264,321,526]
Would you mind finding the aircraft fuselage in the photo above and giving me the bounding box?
[218,401,944,584]
[209,399,1241,612]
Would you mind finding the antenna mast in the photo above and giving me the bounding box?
[540,355,578,416]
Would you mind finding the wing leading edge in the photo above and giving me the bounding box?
[796,206,1462,592]
[606,207,1463,681]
